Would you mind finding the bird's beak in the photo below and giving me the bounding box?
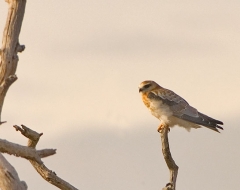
[139,88,142,93]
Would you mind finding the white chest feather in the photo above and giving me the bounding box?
[148,99,173,124]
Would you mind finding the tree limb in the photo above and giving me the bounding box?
[0,139,56,164]
[14,125,78,190]
[160,126,178,190]
[0,0,26,122]
[0,153,27,190]
[0,1,28,188]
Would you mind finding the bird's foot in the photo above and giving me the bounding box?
[157,124,170,133]
[162,183,174,190]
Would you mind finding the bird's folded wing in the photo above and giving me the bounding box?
[149,88,198,117]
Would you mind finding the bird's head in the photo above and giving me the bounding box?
[138,80,159,93]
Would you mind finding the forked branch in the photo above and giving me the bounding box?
[14,125,78,190]
[0,138,56,164]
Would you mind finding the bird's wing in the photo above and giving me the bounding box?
[149,88,198,117]
[148,88,223,131]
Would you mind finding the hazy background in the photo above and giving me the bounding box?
[0,0,240,189]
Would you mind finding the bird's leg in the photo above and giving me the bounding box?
[157,124,170,133]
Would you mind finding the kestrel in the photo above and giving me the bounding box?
[139,80,223,132]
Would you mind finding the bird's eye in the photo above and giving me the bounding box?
[144,84,151,89]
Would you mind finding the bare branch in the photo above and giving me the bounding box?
[0,0,27,189]
[0,1,78,189]
[15,125,78,190]
[0,138,56,163]
[0,0,26,122]
[0,153,27,190]
[160,126,178,190]
[37,149,56,158]
[13,124,43,147]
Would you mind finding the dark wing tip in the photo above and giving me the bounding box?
[216,125,223,130]
[219,121,224,125]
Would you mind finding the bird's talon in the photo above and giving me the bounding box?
[165,182,173,187]
[157,124,170,133]
[157,124,165,133]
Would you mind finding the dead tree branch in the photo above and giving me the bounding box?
[0,0,26,122]
[0,0,27,188]
[0,153,27,190]
[14,125,78,190]
[0,1,78,189]
[160,126,178,190]
[0,139,56,163]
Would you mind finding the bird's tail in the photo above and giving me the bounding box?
[198,112,223,132]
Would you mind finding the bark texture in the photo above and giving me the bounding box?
[0,0,26,122]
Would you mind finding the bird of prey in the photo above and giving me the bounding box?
[138,80,223,132]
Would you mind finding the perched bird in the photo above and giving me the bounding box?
[138,80,223,132]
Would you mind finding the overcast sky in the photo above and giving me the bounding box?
[0,1,240,189]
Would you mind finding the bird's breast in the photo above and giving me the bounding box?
[141,93,172,122]
[142,94,151,108]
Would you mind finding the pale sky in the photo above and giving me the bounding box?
[0,1,240,190]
